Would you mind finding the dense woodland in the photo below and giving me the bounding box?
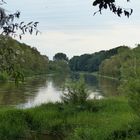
[0,36,48,81]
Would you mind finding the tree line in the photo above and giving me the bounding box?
[69,46,129,72]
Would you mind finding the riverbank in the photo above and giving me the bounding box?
[0,97,139,140]
[78,71,119,81]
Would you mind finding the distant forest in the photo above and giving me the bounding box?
[69,46,129,72]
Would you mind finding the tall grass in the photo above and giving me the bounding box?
[0,97,139,140]
[0,108,29,140]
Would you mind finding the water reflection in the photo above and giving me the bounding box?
[98,77,120,97]
[0,74,120,108]
[18,81,62,108]
[29,134,59,140]
[50,74,68,89]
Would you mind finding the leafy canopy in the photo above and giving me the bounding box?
[53,53,69,62]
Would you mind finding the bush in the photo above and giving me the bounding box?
[61,78,89,105]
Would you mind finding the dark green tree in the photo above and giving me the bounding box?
[53,53,69,62]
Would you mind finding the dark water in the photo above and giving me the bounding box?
[18,133,61,140]
[27,133,61,140]
[0,74,120,108]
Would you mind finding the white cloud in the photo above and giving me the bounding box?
[19,24,140,60]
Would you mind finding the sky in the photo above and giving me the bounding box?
[4,0,140,59]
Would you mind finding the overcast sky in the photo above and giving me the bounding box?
[4,0,140,59]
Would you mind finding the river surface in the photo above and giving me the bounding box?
[0,73,120,108]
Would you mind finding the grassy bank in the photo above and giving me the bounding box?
[0,97,139,140]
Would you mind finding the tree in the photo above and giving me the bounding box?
[0,0,40,83]
[119,46,140,116]
[53,53,69,62]
[93,0,133,18]
[69,56,79,71]
[0,0,39,38]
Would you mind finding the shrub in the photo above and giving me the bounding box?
[61,77,89,105]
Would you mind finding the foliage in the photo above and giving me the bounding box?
[123,79,140,116]
[61,77,89,105]
[99,45,140,117]
[0,0,40,83]
[53,53,69,62]
[69,46,128,72]
[120,46,140,116]
[93,0,133,18]
[99,46,130,78]
[0,0,39,38]
[0,36,48,81]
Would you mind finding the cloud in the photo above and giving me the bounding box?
[20,24,140,59]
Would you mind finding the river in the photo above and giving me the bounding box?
[0,73,120,108]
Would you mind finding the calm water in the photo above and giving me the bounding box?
[0,74,120,108]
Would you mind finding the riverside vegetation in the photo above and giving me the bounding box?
[0,36,48,82]
[0,91,139,140]
[0,37,140,139]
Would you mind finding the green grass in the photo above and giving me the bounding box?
[0,97,139,140]
[0,108,29,140]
